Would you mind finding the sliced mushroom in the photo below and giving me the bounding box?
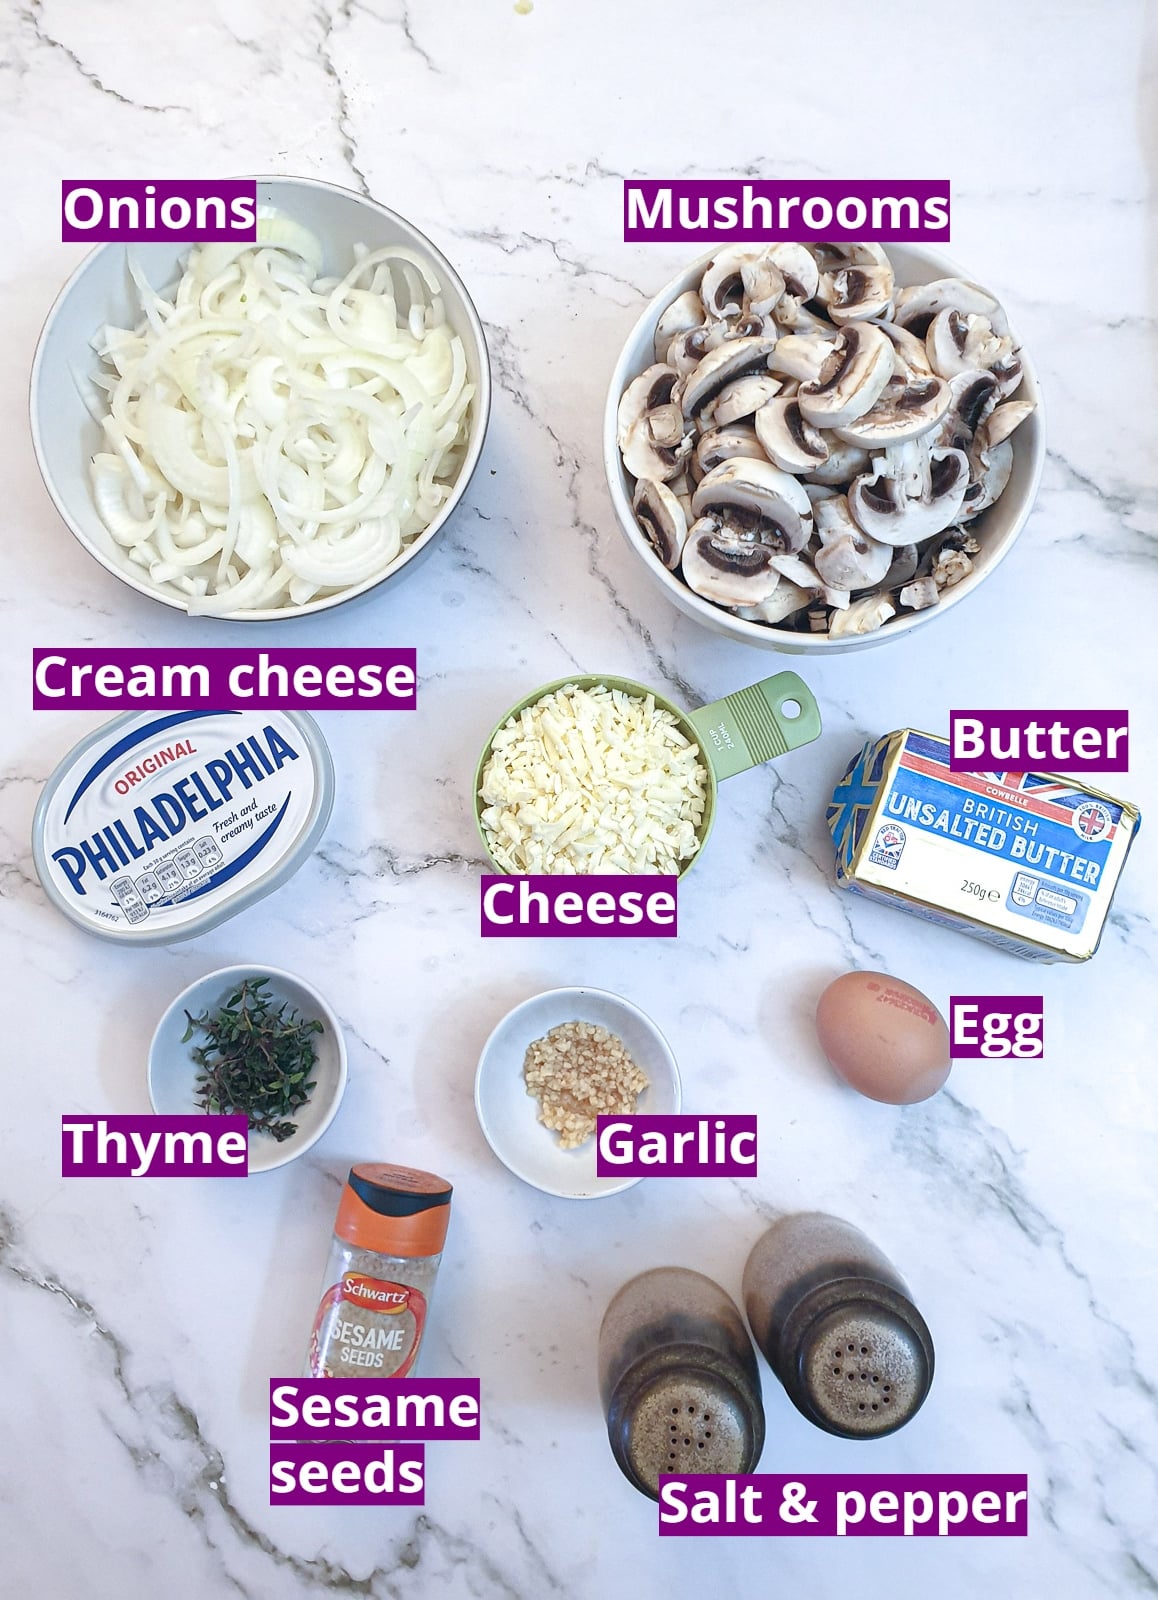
[926,308,1022,397]
[701,248,760,321]
[739,248,789,318]
[898,576,940,610]
[915,526,979,591]
[764,244,820,312]
[872,319,933,376]
[831,372,951,446]
[979,399,1035,449]
[802,439,871,486]
[819,261,895,324]
[827,594,897,637]
[848,438,970,545]
[754,396,829,473]
[770,333,837,383]
[632,478,687,570]
[616,364,680,449]
[654,291,705,365]
[667,322,727,376]
[695,423,765,477]
[769,552,849,609]
[812,494,893,590]
[881,542,919,589]
[732,579,813,625]
[691,457,813,555]
[803,482,842,506]
[620,416,689,483]
[680,337,780,422]
[813,241,890,272]
[930,370,1000,452]
[774,302,838,337]
[960,437,1013,519]
[798,324,895,429]
[644,401,686,449]
[680,518,783,606]
[894,278,1006,339]
[709,373,783,427]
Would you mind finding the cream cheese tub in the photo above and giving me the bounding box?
[33,709,333,944]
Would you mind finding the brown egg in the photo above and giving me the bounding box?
[815,970,951,1105]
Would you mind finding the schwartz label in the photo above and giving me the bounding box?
[32,709,332,944]
[309,1276,428,1379]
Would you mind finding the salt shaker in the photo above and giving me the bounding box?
[307,1163,452,1379]
[598,1267,765,1499]
[743,1213,933,1439]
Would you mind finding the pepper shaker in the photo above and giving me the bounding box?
[743,1213,933,1439]
[598,1267,765,1499]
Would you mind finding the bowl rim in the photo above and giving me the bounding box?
[472,673,718,879]
[473,984,682,1199]
[146,961,349,1173]
[602,241,1046,652]
[29,173,493,623]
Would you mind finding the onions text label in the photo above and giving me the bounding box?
[62,180,258,242]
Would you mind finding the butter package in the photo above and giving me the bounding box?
[827,730,1140,962]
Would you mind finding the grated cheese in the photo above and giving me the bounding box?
[478,683,709,874]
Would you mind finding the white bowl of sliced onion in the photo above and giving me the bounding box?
[30,175,491,620]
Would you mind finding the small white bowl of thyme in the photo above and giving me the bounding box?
[475,987,682,1200]
[148,965,348,1174]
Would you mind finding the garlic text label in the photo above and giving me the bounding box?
[62,180,257,242]
[480,875,677,937]
[950,998,1044,1059]
[34,649,416,711]
[656,1474,1028,1536]
[949,711,1129,772]
[61,1115,248,1177]
[270,1379,480,1440]
[270,1443,424,1505]
[596,1115,757,1177]
[624,181,950,243]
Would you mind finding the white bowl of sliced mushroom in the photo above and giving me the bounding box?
[603,243,1043,652]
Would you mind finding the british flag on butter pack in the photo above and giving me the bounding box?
[826,730,1140,962]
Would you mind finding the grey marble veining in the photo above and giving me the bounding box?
[1,1,1157,1596]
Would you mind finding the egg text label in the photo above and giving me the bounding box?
[950,997,1044,1060]
[62,180,258,242]
[656,1474,1028,1536]
[480,874,677,937]
[33,648,416,710]
[624,181,950,243]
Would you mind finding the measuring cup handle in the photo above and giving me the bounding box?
[686,672,822,782]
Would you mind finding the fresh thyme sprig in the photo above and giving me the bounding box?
[183,977,323,1142]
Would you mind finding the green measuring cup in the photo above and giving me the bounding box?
[473,671,822,879]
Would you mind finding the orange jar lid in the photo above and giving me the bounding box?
[335,1163,453,1258]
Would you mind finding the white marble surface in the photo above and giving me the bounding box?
[2,1,1157,1595]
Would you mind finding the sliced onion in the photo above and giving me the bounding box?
[87,214,474,613]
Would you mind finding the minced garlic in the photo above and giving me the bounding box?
[478,683,709,874]
[523,1021,649,1149]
